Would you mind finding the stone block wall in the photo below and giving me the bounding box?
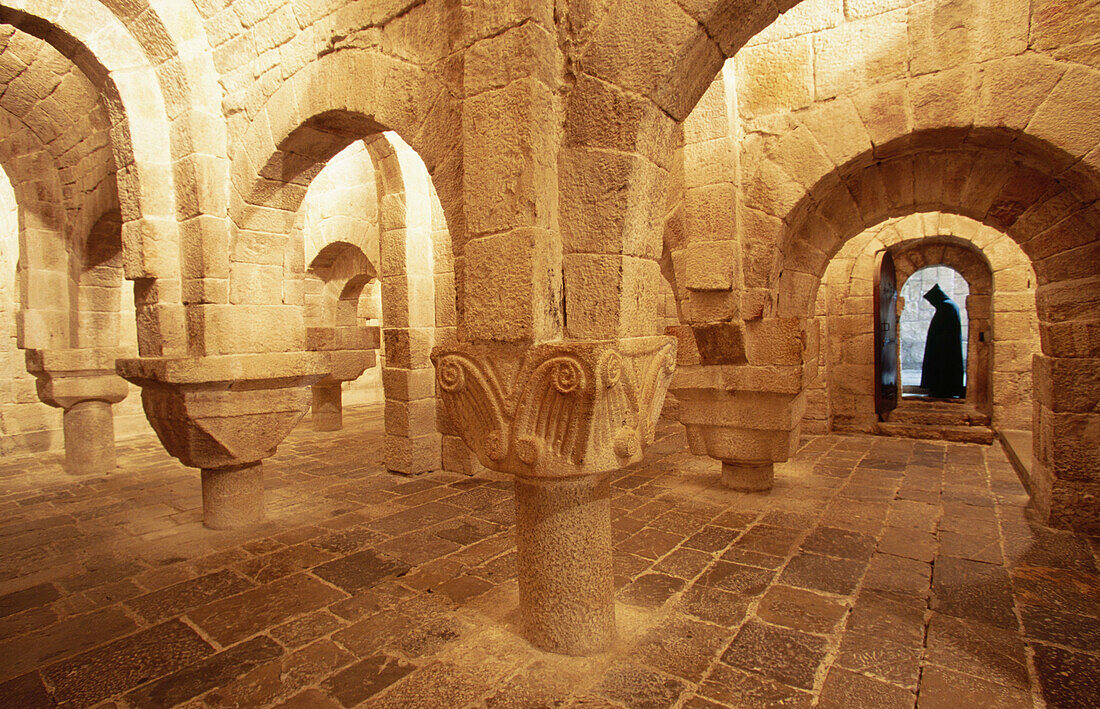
[0,114,151,456]
[300,141,384,406]
[802,213,1039,435]
[0,0,1090,536]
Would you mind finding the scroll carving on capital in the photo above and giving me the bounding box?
[431,336,676,478]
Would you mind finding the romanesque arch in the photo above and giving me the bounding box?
[890,238,995,418]
[0,3,187,356]
[773,131,1095,326]
[766,127,1097,529]
[807,214,1040,441]
[0,22,146,473]
[303,240,379,432]
[231,92,457,472]
[661,2,1100,531]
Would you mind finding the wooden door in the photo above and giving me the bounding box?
[873,250,899,420]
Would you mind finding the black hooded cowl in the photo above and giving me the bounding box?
[920,284,965,398]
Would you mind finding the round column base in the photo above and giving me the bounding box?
[515,473,615,656]
[720,461,774,492]
[63,400,116,475]
[201,463,264,529]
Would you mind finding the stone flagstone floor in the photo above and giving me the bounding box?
[0,403,1097,708]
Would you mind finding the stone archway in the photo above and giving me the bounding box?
[767,129,1097,530]
[813,235,998,444]
[670,102,1097,530]
[807,213,1040,439]
[0,28,136,474]
[303,241,380,433]
[0,5,190,357]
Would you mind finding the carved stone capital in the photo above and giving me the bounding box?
[431,336,676,478]
[117,352,329,470]
[670,363,809,467]
[26,348,129,410]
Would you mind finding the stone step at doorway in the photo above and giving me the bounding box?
[891,400,991,427]
[874,400,994,444]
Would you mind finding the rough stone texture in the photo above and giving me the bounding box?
[515,473,615,655]
[61,400,119,474]
[722,620,829,690]
[201,463,265,530]
[0,0,1095,701]
[42,620,214,707]
[124,636,282,709]
[0,405,1093,706]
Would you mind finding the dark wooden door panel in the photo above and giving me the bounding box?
[874,250,899,420]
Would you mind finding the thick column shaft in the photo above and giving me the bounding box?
[201,463,264,530]
[62,400,116,475]
[721,460,774,491]
[311,382,343,431]
[514,472,614,655]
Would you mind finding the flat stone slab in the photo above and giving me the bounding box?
[0,408,1094,707]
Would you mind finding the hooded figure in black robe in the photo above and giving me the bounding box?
[920,284,965,398]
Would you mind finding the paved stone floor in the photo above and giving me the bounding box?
[0,404,1097,708]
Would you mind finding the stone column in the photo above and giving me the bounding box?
[432,337,676,654]
[201,463,264,530]
[1032,355,1100,535]
[25,349,129,475]
[63,400,118,474]
[311,382,343,431]
[306,326,378,432]
[118,352,328,530]
[515,472,614,655]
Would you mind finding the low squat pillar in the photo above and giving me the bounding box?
[721,460,774,491]
[118,352,329,530]
[515,473,615,655]
[311,382,343,431]
[63,400,117,475]
[201,462,264,530]
[25,348,129,475]
[671,363,808,493]
[305,328,378,433]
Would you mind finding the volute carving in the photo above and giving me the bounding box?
[431,336,676,478]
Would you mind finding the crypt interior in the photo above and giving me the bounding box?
[0,0,1098,707]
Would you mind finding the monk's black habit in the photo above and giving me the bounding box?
[920,284,965,398]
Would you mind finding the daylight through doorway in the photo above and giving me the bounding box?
[899,265,969,398]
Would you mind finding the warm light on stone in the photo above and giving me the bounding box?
[0,0,1094,705]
